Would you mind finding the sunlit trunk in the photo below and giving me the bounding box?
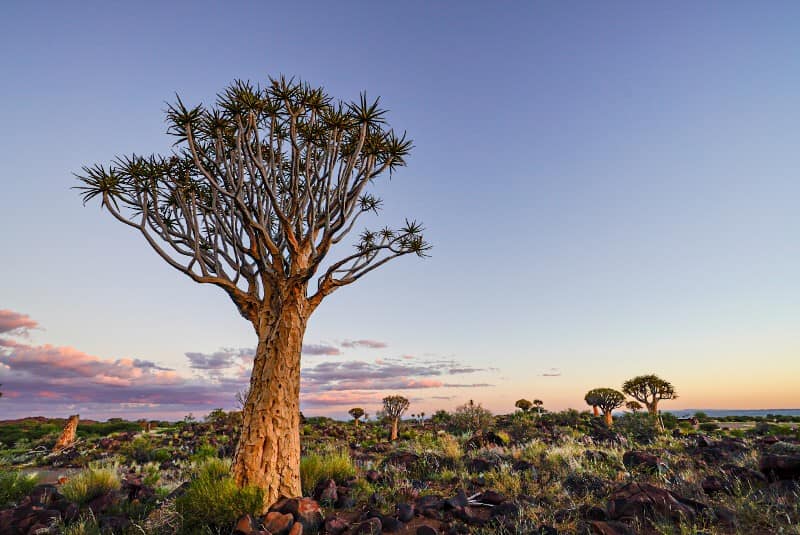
[232,288,309,511]
[604,411,613,427]
[592,405,599,417]
[390,418,399,441]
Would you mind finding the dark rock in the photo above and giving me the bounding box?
[416,526,437,535]
[467,457,494,473]
[490,501,519,518]
[87,491,118,515]
[607,482,706,524]
[351,517,382,534]
[396,503,414,522]
[445,490,468,509]
[701,475,730,495]
[335,486,355,509]
[325,515,350,535]
[563,473,609,498]
[365,470,382,483]
[588,520,637,535]
[454,506,485,526]
[416,495,444,511]
[759,454,800,481]
[313,479,338,504]
[722,464,767,486]
[474,490,505,505]
[380,516,403,532]
[98,515,132,532]
[622,450,666,473]
[714,506,738,529]
[385,451,420,468]
[233,513,259,534]
[583,506,607,521]
[263,511,294,535]
[511,460,535,473]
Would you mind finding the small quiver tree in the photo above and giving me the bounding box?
[515,399,532,413]
[382,395,409,441]
[584,391,601,417]
[348,407,365,427]
[75,77,429,510]
[622,374,677,431]
[584,388,625,427]
[625,400,642,414]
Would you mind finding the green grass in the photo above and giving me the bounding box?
[175,458,264,534]
[300,450,356,496]
[61,464,121,504]
[0,470,39,508]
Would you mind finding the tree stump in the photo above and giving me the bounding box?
[53,414,79,450]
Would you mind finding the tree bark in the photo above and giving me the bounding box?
[604,411,613,427]
[592,405,599,417]
[647,402,663,431]
[390,417,399,441]
[354,418,359,427]
[232,288,309,511]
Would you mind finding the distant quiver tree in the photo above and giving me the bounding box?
[348,407,365,426]
[622,374,677,430]
[584,388,625,427]
[75,76,429,509]
[382,395,409,441]
[515,399,532,413]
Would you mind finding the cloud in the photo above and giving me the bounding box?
[185,348,254,370]
[301,344,341,356]
[541,367,562,377]
[340,339,388,349]
[0,310,38,336]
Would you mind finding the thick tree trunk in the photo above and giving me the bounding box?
[390,418,399,441]
[604,411,613,427]
[232,289,309,511]
[592,405,599,417]
[647,402,663,431]
[354,418,359,427]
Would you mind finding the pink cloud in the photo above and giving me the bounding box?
[0,310,38,336]
[340,339,388,349]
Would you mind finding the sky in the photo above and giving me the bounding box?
[1,1,799,420]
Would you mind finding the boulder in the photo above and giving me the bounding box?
[269,497,323,532]
[759,454,800,481]
[324,515,350,535]
[588,520,637,535]
[607,482,705,524]
[263,511,294,535]
[622,451,666,473]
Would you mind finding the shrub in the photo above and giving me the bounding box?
[175,458,264,533]
[0,470,39,508]
[61,465,121,504]
[299,451,356,496]
[447,400,494,436]
[699,422,720,433]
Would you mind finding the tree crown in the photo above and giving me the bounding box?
[584,388,625,412]
[348,407,365,420]
[515,399,532,412]
[75,76,430,324]
[382,395,409,418]
[622,374,677,405]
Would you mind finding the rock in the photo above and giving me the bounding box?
[607,482,705,524]
[313,479,338,504]
[714,506,738,529]
[263,511,294,535]
[490,501,519,518]
[416,526,437,535]
[325,515,350,535]
[53,414,79,451]
[583,506,607,521]
[563,473,609,498]
[289,522,303,535]
[759,454,800,481]
[270,497,323,532]
[87,491,118,515]
[385,451,420,468]
[701,475,730,495]
[365,470,382,484]
[380,516,404,532]
[396,503,414,522]
[454,506,485,526]
[473,490,505,505]
[233,513,259,534]
[445,490,468,509]
[467,457,494,473]
[98,515,132,532]
[335,487,355,509]
[622,451,666,473]
[723,464,768,486]
[351,517,382,534]
[588,520,637,535]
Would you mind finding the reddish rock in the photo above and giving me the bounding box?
[263,511,294,535]
[588,520,637,535]
[607,482,705,524]
[622,451,666,473]
[324,515,350,535]
[759,454,800,481]
[270,497,323,532]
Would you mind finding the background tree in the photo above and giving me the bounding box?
[448,399,494,436]
[584,388,625,426]
[532,399,544,416]
[584,391,601,417]
[515,399,532,413]
[348,407,365,427]
[382,395,409,441]
[622,374,677,430]
[76,77,428,508]
[625,400,642,414]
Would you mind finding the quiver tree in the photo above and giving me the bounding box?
[584,388,625,427]
[625,400,642,414]
[622,374,677,430]
[532,399,544,415]
[584,392,600,417]
[515,399,532,413]
[75,76,429,509]
[348,407,365,426]
[382,395,409,441]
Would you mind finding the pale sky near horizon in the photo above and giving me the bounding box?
[1,1,799,420]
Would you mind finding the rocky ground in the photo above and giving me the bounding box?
[0,411,798,534]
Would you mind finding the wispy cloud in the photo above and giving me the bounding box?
[340,339,388,349]
[0,310,38,336]
[301,344,341,356]
[541,367,562,377]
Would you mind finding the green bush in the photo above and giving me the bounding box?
[447,400,494,436]
[61,465,121,504]
[299,451,356,496]
[699,422,720,433]
[0,471,39,508]
[175,458,264,533]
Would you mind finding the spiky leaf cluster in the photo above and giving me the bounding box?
[382,395,410,419]
[584,388,626,413]
[76,76,429,322]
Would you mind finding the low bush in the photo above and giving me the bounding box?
[299,450,356,495]
[61,465,121,504]
[175,458,264,534]
[0,470,39,508]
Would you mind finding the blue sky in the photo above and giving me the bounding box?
[1,1,799,419]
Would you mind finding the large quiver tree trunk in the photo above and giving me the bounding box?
[232,287,310,509]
